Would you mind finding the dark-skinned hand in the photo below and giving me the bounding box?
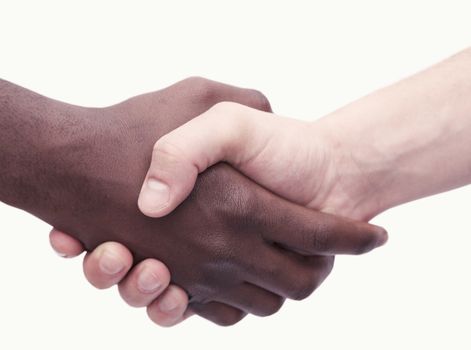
[1,77,387,325]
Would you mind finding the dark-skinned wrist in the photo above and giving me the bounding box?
[0,80,85,212]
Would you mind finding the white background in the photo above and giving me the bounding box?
[1,0,470,349]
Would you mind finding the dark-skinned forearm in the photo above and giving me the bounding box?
[0,79,157,246]
[0,79,94,218]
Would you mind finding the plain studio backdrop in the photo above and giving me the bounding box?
[1,1,470,349]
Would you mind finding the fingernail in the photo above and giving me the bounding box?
[137,268,162,293]
[99,250,125,275]
[140,179,170,212]
[158,296,179,313]
[53,249,67,258]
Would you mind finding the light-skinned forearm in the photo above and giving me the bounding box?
[316,47,471,219]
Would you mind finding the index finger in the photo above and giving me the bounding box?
[259,198,388,255]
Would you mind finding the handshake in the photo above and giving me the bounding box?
[2,49,469,326]
[1,77,386,326]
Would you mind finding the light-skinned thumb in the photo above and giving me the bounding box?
[138,140,199,218]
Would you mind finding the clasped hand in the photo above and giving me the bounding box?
[46,77,386,326]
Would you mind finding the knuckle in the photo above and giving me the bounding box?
[322,256,335,275]
[200,165,258,223]
[184,76,219,102]
[289,275,319,301]
[255,296,285,317]
[207,102,247,131]
[321,259,335,283]
[309,256,335,285]
[152,137,189,166]
[208,101,240,115]
[181,76,211,87]
[214,310,246,327]
[153,136,175,155]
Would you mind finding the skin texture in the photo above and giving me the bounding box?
[0,77,387,326]
[136,48,471,222]
[50,230,192,326]
[83,47,471,324]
